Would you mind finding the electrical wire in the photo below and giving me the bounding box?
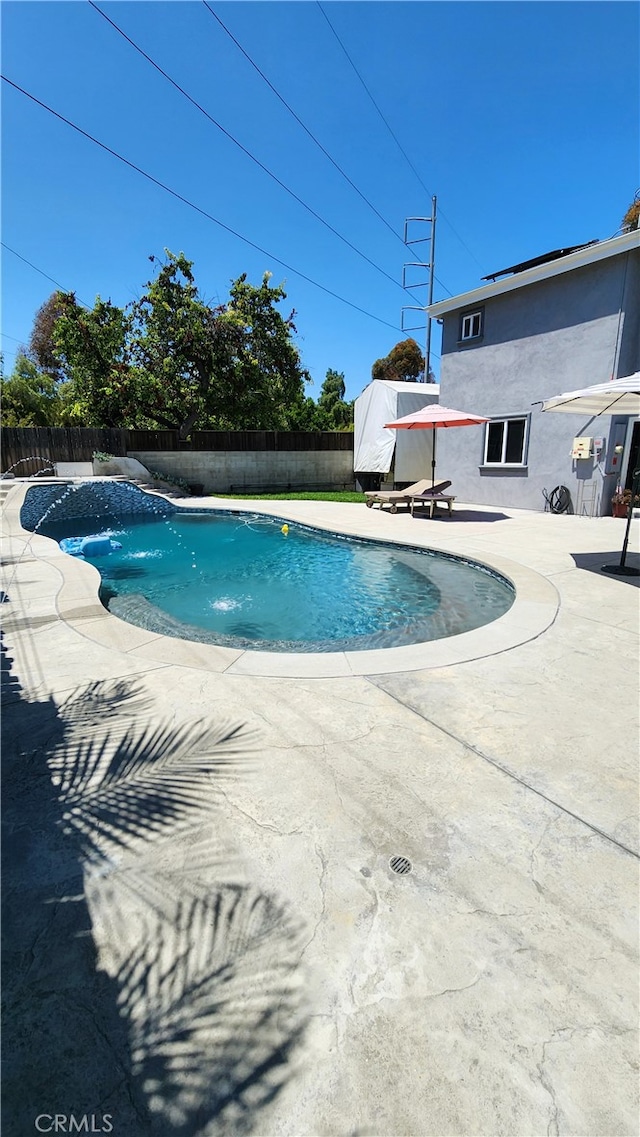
[1,75,410,334]
[316,5,429,214]
[1,241,88,302]
[88,1,422,302]
[202,1,423,264]
[316,1,485,278]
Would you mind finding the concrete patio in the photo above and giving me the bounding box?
[2,482,638,1137]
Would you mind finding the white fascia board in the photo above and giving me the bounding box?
[427,230,640,318]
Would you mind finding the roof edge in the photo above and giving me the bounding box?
[428,230,640,318]
[358,379,440,394]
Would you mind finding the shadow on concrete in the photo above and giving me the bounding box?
[412,508,510,523]
[1,633,307,1137]
[2,639,144,1135]
[571,550,640,588]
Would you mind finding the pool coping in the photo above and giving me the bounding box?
[2,480,560,678]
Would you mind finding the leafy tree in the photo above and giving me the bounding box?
[313,369,353,430]
[372,338,425,382]
[128,252,239,438]
[0,352,62,426]
[53,293,133,427]
[29,291,67,380]
[286,390,321,431]
[127,254,311,436]
[19,251,313,434]
[218,272,311,430]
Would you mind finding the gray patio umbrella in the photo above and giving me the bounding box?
[542,375,640,576]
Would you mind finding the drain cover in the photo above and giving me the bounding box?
[389,855,412,875]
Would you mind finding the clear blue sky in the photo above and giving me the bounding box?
[2,1,638,404]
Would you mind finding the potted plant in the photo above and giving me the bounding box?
[611,487,640,517]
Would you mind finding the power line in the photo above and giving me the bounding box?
[0,249,437,364]
[203,0,451,303]
[315,1,484,276]
[202,1,423,264]
[316,4,430,204]
[1,75,410,335]
[1,241,84,299]
[88,2,421,302]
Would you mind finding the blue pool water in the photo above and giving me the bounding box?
[44,510,515,652]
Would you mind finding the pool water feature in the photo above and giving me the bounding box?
[43,510,515,653]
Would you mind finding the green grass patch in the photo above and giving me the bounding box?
[208,491,366,503]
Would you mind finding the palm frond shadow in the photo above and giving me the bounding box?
[2,672,152,1135]
[88,874,307,1136]
[46,677,309,1135]
[57,677,156,729]
[49,705,258,867]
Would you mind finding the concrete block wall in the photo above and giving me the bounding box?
[129,450,355,492]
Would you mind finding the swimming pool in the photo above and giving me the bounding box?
[43,508,515,653]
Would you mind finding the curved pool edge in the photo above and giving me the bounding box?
[3,482,560,679]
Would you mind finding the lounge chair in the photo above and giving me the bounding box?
[365,479,452,513]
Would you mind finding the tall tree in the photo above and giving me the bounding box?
[0,353,62,426]
[372,338,425,382]
[129,254,312,436]
[21,251,313,434]
[218,272,311,430]
[313,369,353,430]
[53,293,133,426]
[29,292,68,380]
[129,251,239,439]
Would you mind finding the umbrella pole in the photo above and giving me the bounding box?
[431,430,437,490]
[602,466,640,577]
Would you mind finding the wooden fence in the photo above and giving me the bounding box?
[0,428,129,475]
[1,426,354,473]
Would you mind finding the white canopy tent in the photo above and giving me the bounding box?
[354,380,440,484]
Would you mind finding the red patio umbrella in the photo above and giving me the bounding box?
[384,404,489,488]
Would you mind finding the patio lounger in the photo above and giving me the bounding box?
[365,479,452,513]
[409,492,456,518]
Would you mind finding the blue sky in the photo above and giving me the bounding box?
[2,1,638,404]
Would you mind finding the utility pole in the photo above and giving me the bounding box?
[402,195,437,382]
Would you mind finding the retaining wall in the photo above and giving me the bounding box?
[129,450,355,492]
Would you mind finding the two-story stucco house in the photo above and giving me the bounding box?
[428,230,640,515]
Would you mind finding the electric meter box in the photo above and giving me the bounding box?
[571,437,593,459]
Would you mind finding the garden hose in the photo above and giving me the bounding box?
[543,485,573,514]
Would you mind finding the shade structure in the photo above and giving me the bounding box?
[384,404,489,488]
[542,373,640,576]
[541,374,640,416]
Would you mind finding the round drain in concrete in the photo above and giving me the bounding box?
[389,855,412,875]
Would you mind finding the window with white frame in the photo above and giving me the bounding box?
[484,416,528,466]
[459,309,483,341]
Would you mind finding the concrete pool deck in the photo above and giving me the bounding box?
[1,481,639,1137]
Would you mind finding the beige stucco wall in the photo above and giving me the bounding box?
[128,450,355,493]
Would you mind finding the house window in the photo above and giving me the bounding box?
[459,309,483,341]
[484,417,528,466]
